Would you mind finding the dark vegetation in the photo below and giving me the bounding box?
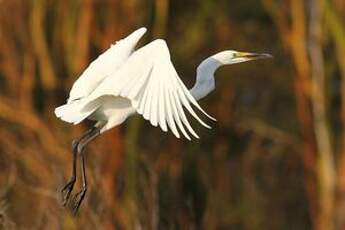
[0,0,344,229]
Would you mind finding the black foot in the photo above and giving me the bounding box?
[69,188,87,215]
[61,179,75,206]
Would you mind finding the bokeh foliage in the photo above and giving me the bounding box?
[0,0,344,229]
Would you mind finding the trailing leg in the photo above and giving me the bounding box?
[61,127,96,206]
[71,127,101,215]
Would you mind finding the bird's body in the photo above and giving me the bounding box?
[55,27,271,214]
[56,29,215,139]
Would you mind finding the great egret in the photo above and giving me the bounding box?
[55,27,271,214]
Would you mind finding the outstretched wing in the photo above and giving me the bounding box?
[83,39,215,140]
[67,27,147,103]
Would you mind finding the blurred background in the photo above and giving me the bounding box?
[0,0,344,229]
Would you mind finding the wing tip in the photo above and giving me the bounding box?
[198,108,217,122]
[137,27,147,33]
[174,132,181,139]
[131,27,147,39]
[191,133,200,139]
[208,115,217,122]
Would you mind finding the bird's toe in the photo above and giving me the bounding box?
[68,189,87,216]
[61,180,75,206]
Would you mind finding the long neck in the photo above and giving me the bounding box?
[189,57,222,101]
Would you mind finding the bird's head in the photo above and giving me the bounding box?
[212,50,272,65]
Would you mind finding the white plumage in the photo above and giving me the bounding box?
[56,27,272,214]
[55,27,271,140]
[67,27,147,103]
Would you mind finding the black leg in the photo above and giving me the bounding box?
[61,127,96,206]
[61,140,78,206]
[71,127,101,215]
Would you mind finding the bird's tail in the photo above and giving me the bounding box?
[54,100,98,124]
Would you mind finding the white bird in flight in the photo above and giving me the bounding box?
[55,27,271,214]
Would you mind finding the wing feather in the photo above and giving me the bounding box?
[173,76,211,129]
[81,39,214,139]
[143,66,156,120]
[168,83,191,140]
[158,78,168,132]
[176,76,217,121]
[127,65,152,102]
[68,27,147,103]
[164,81,180,138]
[171,88,199,139]
[150,65,160,126]
[137,77,151,114]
